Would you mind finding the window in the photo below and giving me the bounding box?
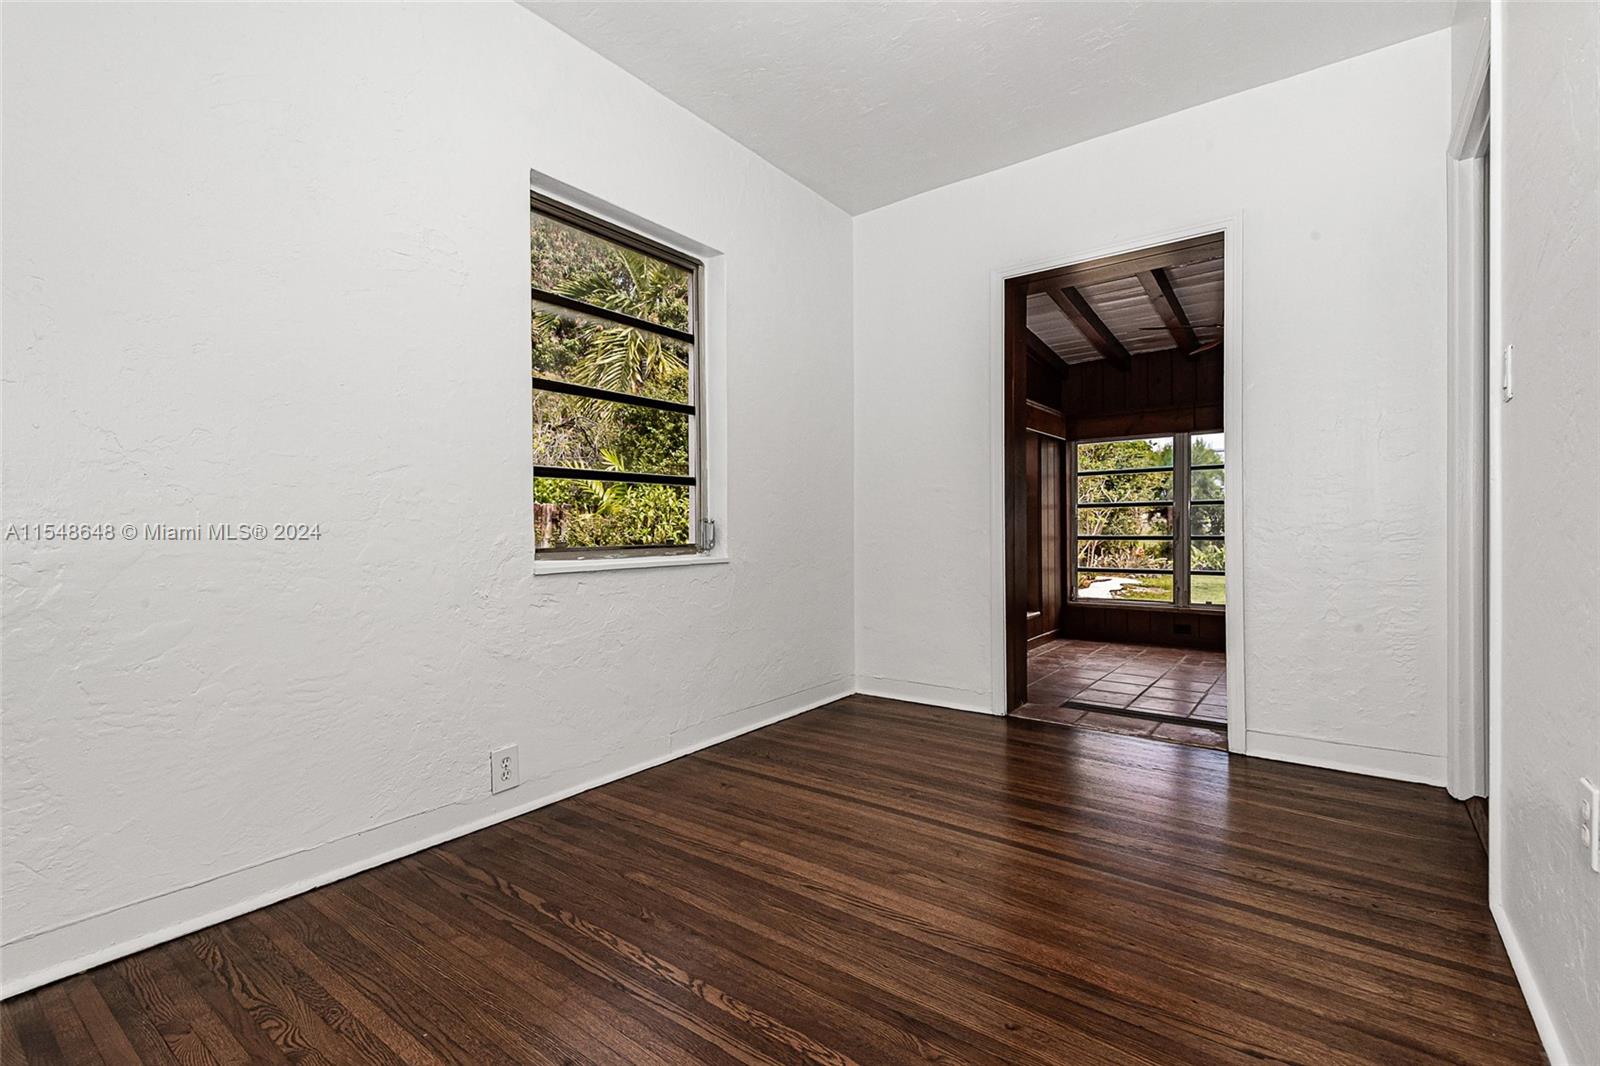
[530,194,708,558]
[1072,432,1224,607]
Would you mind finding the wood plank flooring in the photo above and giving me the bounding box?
[1,696,1542,1064]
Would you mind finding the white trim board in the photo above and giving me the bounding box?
[1443,22,1491,801]
[986,215,1247,753]
[0,678,853,1000]
[853,677,999,716]
[1245,730,1446,786]
[1493,900,1575,1066]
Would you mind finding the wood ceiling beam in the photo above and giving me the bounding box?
[1138,267,1199,355]
[1019,233,1222,295]
[1025,329,1069,374]
[1046,285,1132,370]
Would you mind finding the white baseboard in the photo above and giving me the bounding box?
[0,678,853,1000]
[1245,729,1446,785]
[852,676,998,715]
[1491,900,1573,1066]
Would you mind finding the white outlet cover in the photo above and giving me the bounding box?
[491,744,520,794]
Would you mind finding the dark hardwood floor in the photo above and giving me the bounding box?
[1,696,1541,1065]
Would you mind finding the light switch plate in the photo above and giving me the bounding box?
[1582,777,1599,873]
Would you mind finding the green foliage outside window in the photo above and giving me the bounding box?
[1075,434,1225,605]
[1075,438,1173,572]
[532,210,697,549]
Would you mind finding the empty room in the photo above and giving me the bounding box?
[2,2,1596,1064]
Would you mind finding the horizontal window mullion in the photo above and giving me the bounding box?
[1189,534,1225,541]
[1190,463,1223,471]
[1075,465,1174,477]
[1078,567,1173,575]
[531,377,696,416]
[1074,499,1172,508]
[532,288,695,345]
[1190,569,1226,575]
[534,466,695,487]
[539,543,699,557]
[1076,535,1173,541]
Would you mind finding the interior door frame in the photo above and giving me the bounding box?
[1445,29,1491,801]
[990,215,1247,754]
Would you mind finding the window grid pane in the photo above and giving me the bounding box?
[1076,437,1175,473]
[532,194,702,555]
[1070,432,1223,608]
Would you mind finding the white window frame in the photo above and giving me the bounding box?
[1068,431,1224,610]
[529,179,727,575]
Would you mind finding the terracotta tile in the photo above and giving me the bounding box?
[1190,705,1227,723]
[1075,712,1158,736]
[1104,681,1157,695]
[1146,680,1211,697]
[1034,638,1227,721]
[1071,688,1137,709]
[1082,677,1148,694]
[1129,695,1196,716]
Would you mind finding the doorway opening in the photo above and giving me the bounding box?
[1004,234,1228,750]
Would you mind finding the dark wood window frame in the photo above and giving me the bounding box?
[531,193,710,559]
[1068,431,1224,610]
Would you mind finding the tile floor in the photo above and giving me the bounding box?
[1016,638,1227,750]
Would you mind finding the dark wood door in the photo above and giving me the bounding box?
[1026,434,1063,641]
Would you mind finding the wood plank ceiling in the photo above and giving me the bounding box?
[1025,235,1223,367]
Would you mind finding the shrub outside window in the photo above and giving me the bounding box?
[1073,432,1224,607]
[530,194,708,558]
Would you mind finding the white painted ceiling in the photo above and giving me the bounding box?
[522,1,1455,214]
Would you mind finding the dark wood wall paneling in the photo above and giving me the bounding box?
[1024,351,1066,645]
[1063,347,1223,440]
[1057,603,1227,648]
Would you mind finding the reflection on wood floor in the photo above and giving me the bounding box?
[1,695,1538,1065]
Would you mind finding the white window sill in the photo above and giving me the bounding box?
[533,552,729,576]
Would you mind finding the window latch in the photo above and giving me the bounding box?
[701,517,717,551]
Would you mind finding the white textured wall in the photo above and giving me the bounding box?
[853,32,1451,781]
[1493,2,1600,1061]
[1,1,853,993]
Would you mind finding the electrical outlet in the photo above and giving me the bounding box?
[1581,777,1599,874]
[490,745,520,795]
